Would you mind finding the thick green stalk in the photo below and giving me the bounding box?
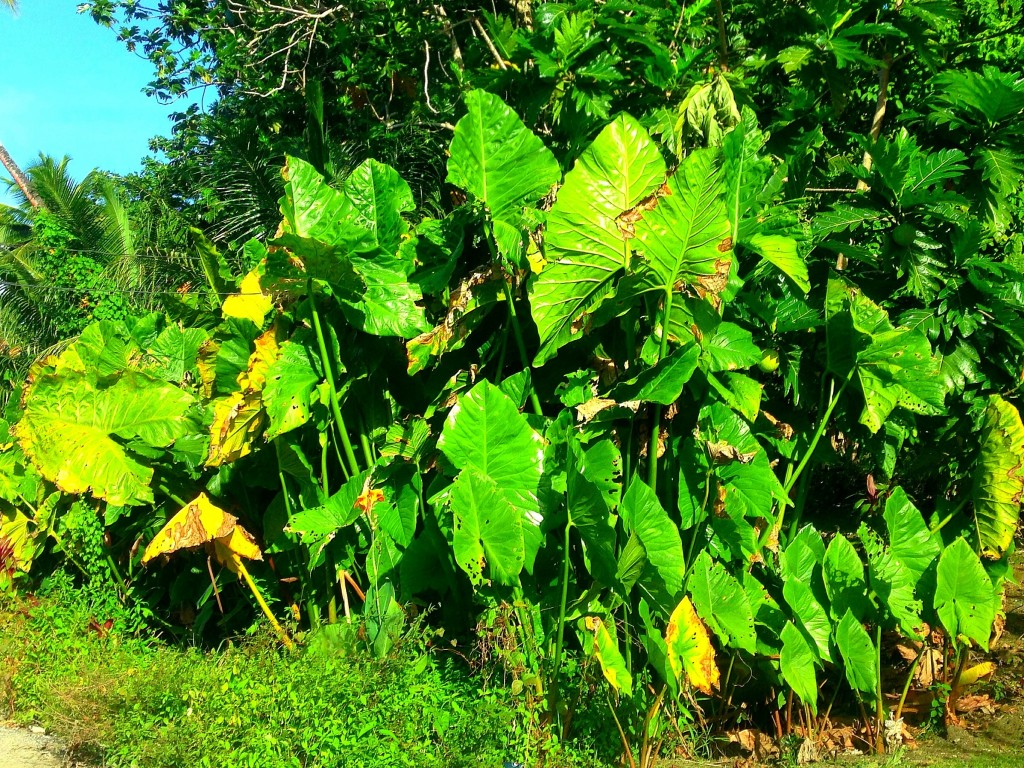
[785,375,849,495]
[274,441,295,519]
[482,221,542,415]
[320,435,330,496]
[875,623,885,754]
[235,557,295,651]
[501,280,543,416]
[549,517,572,714]
[647,291,675,490]
[782,373,851,536]
[308,282,360,479]
[357,414,375,469]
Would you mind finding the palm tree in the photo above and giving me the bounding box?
[0,155,202,402]
[0,0,41,209]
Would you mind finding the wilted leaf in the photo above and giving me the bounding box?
[666,596,720,694]
[142,492,262,570]
[971,396,1024,559]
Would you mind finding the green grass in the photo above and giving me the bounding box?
[0,573,607,768]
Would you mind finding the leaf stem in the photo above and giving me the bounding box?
[234,557,295,651]
[785,375,848,495]
[308,280,360,479]
[549,513,573,713]
[483,221,542,415]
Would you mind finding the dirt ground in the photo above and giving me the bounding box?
[0,727,64,768]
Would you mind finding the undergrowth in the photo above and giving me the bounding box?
[0,572,609,768]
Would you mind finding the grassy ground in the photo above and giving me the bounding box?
[0,573,605,768]
[3,560,1023,768]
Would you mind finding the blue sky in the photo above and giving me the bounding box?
[0,0,199,204]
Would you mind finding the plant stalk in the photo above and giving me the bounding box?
[308,280,360,479]
[234,557,295,651]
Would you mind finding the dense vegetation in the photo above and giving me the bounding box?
[3,1,1024,765]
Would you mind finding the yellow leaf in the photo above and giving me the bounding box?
[958,661,997,688]
[590,618,633,697]
[222,270,273,326]
[196,339,220,399]
[205,325,281,467]
[666,596,720,694]
[206,390,266,466]
[0,506,36,575]
[238,325,280,391]
[142,493,262,566]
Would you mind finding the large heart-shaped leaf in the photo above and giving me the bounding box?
[449,470,525,586]
[281,156,413,254]
[884,487,941,582]
[17,371,196,506]
[834,610,877,700]
[971,395,1024,559]
[447,89,560,261]
[263,334,323,441]
[859,523,923,638]
[826,278,946,433]
[438,380,544,571]
[935,537,997,650]
[688,550,757,654]
[666,596,719,694]
[620,477,685,596]
[567,438,619,586]
[634,148,733,308]
[530,114,666,364]
[823,534,870,622]
[783,576,833,663]
[780,621,818,714]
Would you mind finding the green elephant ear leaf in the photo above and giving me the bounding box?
[780,621,818,715]
[342,158,415,254]
[438,380,544,572]
[782,576,833,663]
[688,550,757,654]
[530,114,666,365]
[634,148,733,307]
[825,278,946,433]
[934,537,997,650]
[971,395,1024,559]
[147,326,209,383]
[567,438,619,586]
[449,470,525,586]
[884,487,941,582]
[823,533,870,622]
[447,89,560,261]
[859,523,923,639]
[16,371,197,506]
[835,610,878,700]
[620,476,685,596]
[745,234,809,293]
[280,156,412,255]
[263,333,323,441]
[612,344,700,405]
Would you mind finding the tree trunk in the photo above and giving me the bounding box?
[0,142,41,209]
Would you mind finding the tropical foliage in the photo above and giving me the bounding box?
[2,0,1024,764]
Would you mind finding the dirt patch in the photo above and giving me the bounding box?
[0,727,65,768]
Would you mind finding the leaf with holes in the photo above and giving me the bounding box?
[438,380,544,571]
[971,396,1024,559]
[530,114,666,364]
[449,470,525,586]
